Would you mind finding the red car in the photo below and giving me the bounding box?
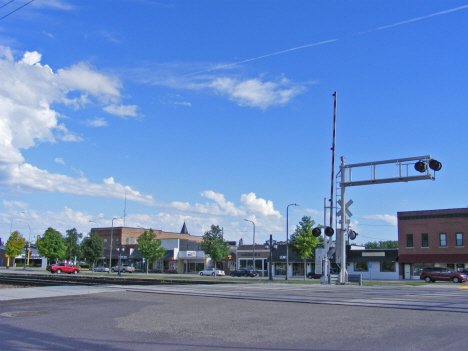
[420,267,467,283]
[46,262,80,275]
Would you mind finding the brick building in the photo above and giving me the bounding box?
[397,208,468,279]
[92,223,204,272]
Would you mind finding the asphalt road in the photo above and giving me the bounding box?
[1,283,468,350]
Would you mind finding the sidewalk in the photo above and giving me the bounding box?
[0,285,124,301]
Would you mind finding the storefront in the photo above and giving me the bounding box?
[236,244,270,277]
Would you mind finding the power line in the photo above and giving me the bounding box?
[0,0,34,22]
[0,1,16,10]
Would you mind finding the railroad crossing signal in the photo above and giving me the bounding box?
[337,199,353,218]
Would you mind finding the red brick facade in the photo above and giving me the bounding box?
[398,208,468,278]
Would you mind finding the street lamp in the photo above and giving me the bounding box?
[18,220,31,267]
[23,244,29,271]
[286,203,300,280]
[109,217,123,274]
[264,235,278,280]
[244,219,256,275]
[116,245,125,276]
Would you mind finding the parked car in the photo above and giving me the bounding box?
[93,265,109,272]
[307,272,322,279]
[230,269,257,277]
[199,268,225,276]
[111,264,135,273]
[420,267,468,283]
[46,262,79,275]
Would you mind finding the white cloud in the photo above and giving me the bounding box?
[0,46,149,205]
[208,77,305,109]
[3,200,28,209]
[201,190,245,217]
[85,117,108,127]
[103,104,138,117]
[362,214,397,226]
[240,192,281,218]
[174,101,191,107]
[55,158,65,165]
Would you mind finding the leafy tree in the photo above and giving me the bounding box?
[5,231,26,267]
[364,240,398,249]
[289,216,319,280]
[138,228,166,275]
[200,225,230,273]
[81,231,104,271]
[37,227,67,264]
[64,228,83,262]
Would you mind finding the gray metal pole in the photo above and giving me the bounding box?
[244,219,255,275]
[286,203,300,280]
[109,217,122,274]
[340,157,347,284]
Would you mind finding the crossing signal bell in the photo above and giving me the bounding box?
[415,159,442,173]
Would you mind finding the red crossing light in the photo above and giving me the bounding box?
[414,161,426,173]
[429,159,442,171]
[324,227,334,237]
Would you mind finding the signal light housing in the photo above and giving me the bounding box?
[429,159,442,171]
[312,227,322,237]
[348,230,358,240]
[414,161,426,173]
[324,227,334,237]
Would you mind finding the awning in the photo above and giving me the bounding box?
[398,254,468,264]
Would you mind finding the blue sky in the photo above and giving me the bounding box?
[1,0,467,246]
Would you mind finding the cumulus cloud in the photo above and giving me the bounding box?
[85,117,108,127]
[103,104,138,117]
[208,77,305,109]
[362,214,397,226]
[0,46,150,205]
[55,158,65,165]
[137,62,306,109]
[240,192,281,218]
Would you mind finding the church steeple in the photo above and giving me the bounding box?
[180,222,189,234]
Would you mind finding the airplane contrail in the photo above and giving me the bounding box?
[184,4,468,77]
[377,4,468,30]
[183,39,339,77]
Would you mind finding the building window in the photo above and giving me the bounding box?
[456,233,463,246]
[413,262,434,276]
[421,233,429,247]
[354,262,368,272]
[125,237,129,244]
[457,263,465,271]
[130,238,134,244]
[380,261,396,272]
[275,263,286,276]
[447,264,455,270]
[406,234,413,248]
[439,233,447,247]
[103,239,107,248]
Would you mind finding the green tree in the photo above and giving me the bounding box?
[138,228,166,275]
[5,231,26,267]
[289,216,319,280]
[81,231,104,271]
[200,225,230,273]
[64,228,83,262]
[364,240,398,249]
[37,227,67,264]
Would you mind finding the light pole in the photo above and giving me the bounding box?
[109,217,123,274]
[116,245,125,276]
[244,219,256,275]
[18,220,31,267]
[265,235,278,280]
[286,203,300,280]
